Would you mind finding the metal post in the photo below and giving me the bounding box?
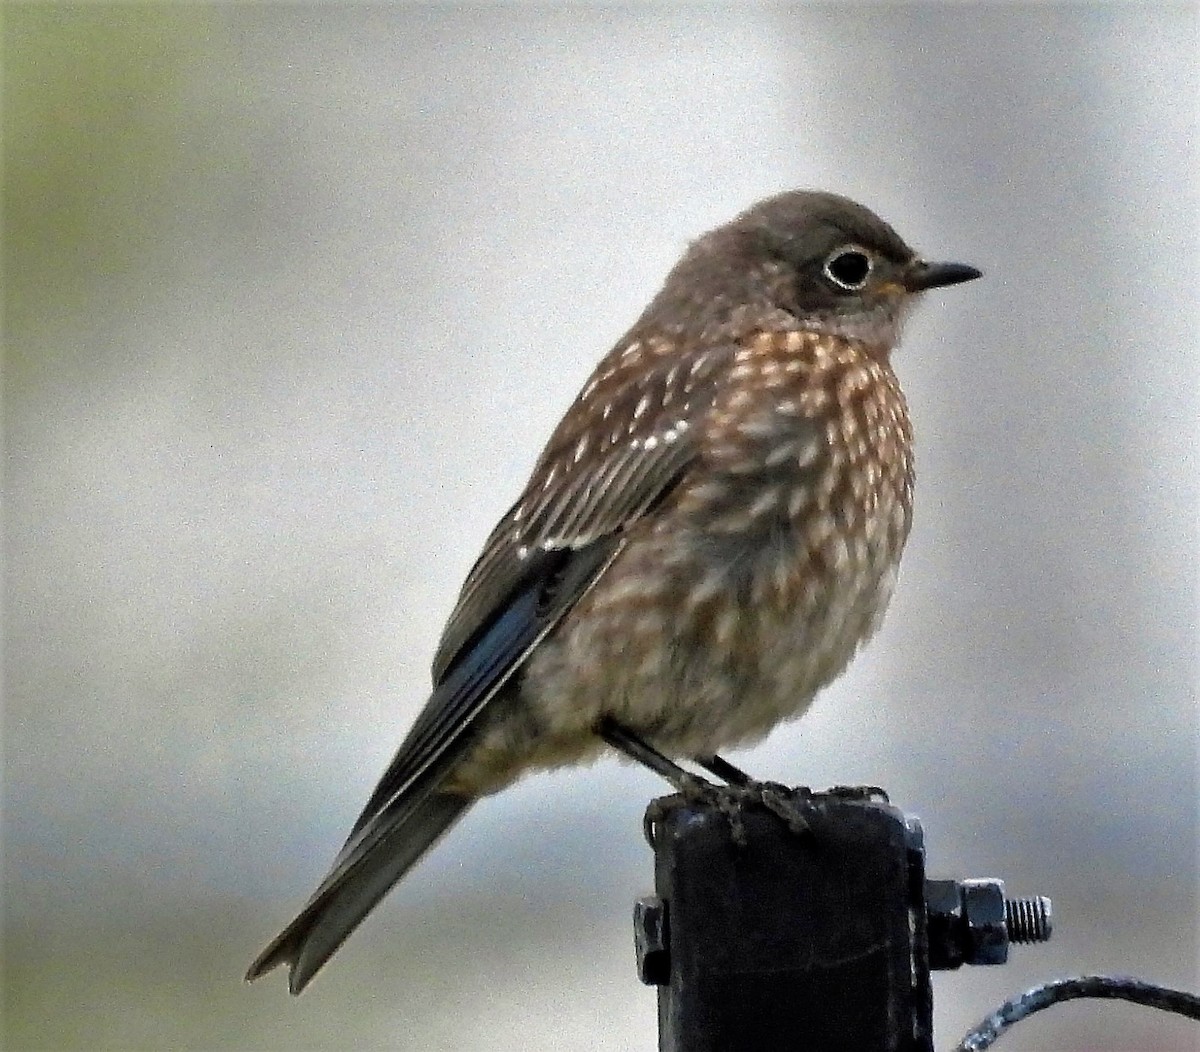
[633,790,1052,1052]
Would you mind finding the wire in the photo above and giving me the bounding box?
[953,974,1200,1051]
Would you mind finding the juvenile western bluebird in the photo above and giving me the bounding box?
[247,190,980,993]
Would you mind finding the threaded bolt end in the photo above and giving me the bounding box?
[1005,896,1052,944]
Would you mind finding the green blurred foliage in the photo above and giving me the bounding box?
[3,5,220,377]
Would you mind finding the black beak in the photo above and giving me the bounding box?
[904,260,982,292]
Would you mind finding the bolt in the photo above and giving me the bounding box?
[926,879,1053,970]
[633,896,670,985]
[1006,895,1053,944]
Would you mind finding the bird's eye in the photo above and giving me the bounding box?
[823,248,873,292]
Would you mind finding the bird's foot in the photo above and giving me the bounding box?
[643,775,816,848]
[679,771,756,846]
[824,784,890,803]
[641,774,753,846]
[603,723,876,846]
[738,779,814,836]
[693,754,812,835]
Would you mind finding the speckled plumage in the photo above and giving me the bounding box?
[453,329,913,792]
[248,190,980,993]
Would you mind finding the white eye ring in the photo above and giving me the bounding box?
[823,247,874,291]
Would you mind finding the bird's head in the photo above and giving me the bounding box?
[734,190,981,351]
[650,190,981,353]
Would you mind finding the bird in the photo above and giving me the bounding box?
[247,189,981,994]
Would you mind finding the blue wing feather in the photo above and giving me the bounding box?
[249,336,726,992]
[246,538,622,991]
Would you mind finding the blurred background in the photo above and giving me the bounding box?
[5,5,1197,1050]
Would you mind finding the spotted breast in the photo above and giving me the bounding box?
[453,325,913,791]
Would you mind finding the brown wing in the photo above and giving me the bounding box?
[431,336,733,682]
[247,337,737,994]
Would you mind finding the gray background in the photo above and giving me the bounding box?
[6,5,1197,1050]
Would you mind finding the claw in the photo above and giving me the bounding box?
[642,776,819,847]
[826,784,889,803]
[640,779,753,847]
[676,773,748,844]
[753,782,811,835]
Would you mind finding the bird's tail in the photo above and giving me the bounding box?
[246,791,472,994]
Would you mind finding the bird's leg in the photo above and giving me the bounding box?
[599,719,711,794]
[601,721,828,842]
[600,720,754,844]
[694,753,752,786]
[698,754,817,837]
